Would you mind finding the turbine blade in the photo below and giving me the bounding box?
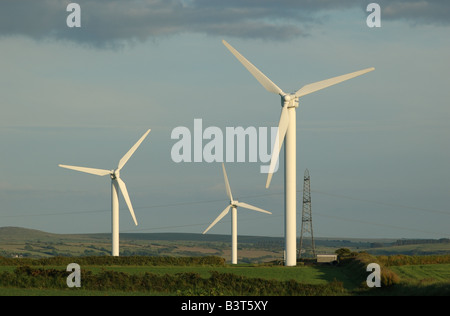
[202,205,231,234]
[266,105,289,188]
[222,163,233,202]
[294,67,375,98]
[116,177,138,226]
[235,202,272,214]
[223,40,284,95]
[117,129,151,171]
[58,164,110,176]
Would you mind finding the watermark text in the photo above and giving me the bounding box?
[66,3,81,28]
[171,119,279,173]
[66,263,81,288]
[367,3,381,28]
[366,263,381,287]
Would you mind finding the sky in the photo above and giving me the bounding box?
[0,0,449,240]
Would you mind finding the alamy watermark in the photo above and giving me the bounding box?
[66,3,81,28]
[66,3,380,29]
[66,263,81,288]
[366,3,381,28]
[171,119,279,173]
[366,263,381,287]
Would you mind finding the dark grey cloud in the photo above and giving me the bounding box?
[0,0,448,47]
[0,0,318,46]
[378,0,450,25]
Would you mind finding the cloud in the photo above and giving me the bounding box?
[378,0,450,25]
[0,0,354,47]
[0,0,448,47]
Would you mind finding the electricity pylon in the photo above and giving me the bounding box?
[298,169,316,259]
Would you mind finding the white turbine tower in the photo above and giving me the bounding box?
[203,163,272,264]
[59,129,151,257]
[223,40,374,266]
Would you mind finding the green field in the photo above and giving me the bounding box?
[1,264,348,285]
[0,287,158,296]
[1,257,449,296]
[391,264,450,283]
[80,265,353,285]
[0,262,351,296]
[0,227,448,296]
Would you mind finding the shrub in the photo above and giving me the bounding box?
[377,254,450,267]
[340,252,400,288]
[380,267,401,286]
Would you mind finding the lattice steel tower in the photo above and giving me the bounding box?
[298,169,316,259]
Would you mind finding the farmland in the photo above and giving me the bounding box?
[0,227,449,297]
[391,264,450,284]
[2,227,449,261]
[0,255,449,296]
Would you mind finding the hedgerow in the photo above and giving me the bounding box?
[0,255,226,267]
[0,266,347,296]
[376,254,450,267]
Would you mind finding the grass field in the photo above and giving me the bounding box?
[0,287,159,296]
[0,264,336,282]
[1,260,449,296]
[391,264,450,283]
[0,263,350,295]
[0,228,448,296]
[80,264,358,288]
[0,264,358,283]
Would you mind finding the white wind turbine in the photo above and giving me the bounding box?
[59,129,151,257]
[223,40,374,266]
[203,163,272,264]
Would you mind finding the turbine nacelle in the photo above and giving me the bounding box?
[281,94,299,108]
[110,169,119,180]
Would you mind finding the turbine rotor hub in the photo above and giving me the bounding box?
[282,94,299,108]
[110,169,119,180]
[281,94,299,108]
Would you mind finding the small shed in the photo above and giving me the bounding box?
[316,254,338,264]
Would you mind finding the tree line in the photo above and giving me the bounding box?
[394,238,449,246]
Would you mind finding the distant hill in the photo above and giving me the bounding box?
[0,227,281,243]
[0,227,58,242]
[0,227,448,259]
[0,227,111,244]
[0,226,287,259]
[0,227,389,245]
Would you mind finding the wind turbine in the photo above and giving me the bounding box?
[203,163,272,264]
[59,129,151,257]
[223,40,374,266]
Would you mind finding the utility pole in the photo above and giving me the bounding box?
[299,169,316,259]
